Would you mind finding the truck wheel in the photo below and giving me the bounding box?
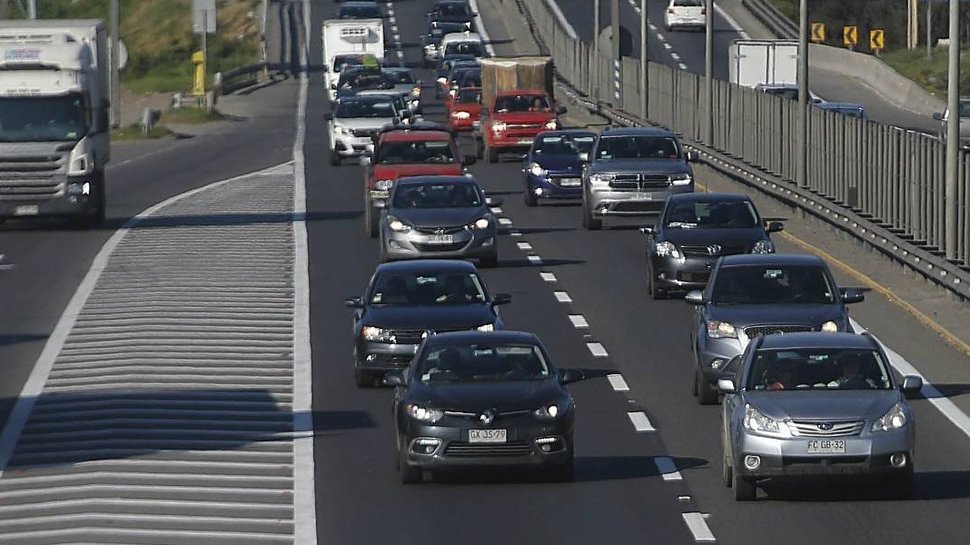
[582,199,602,230]
[733,472,757,501]
[697,368,718,405]
[486,144,498,163]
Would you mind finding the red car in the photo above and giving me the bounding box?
[478,90,562,163]
[363,122,476,237]
[447,87,483,131]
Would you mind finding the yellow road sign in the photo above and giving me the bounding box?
[843,25,859,48]
[870,29,885,52]
[811,23,825,43]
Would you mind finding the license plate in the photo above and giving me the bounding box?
[426,234,454,244]
[468,429,507,443]
[806,439,846,454]
[518,138,534,145]
[14,204,38,216]
[559,177,581,187]
[635,193,653,200]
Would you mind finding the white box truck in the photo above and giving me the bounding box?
[322,19,384,101]
[728,39,798,89]
[0,20,110,227]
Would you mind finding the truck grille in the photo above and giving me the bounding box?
[445,441,533,457]
[608,174,671,190]
[744,325,813,339]
[788,420,865,437]
[0,152,66,200]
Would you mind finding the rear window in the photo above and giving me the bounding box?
[378,140,456,164]
[673,0,703,6]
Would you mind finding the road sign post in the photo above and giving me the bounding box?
[843,25,858,51]
[192,0,216,96]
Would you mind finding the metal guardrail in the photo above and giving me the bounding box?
[216,63,267,95]
[742,0,797,39]
[516,0,970,302]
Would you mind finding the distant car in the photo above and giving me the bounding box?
[523,130,597,206]
[338,1,382,19]
[932,97,970,148]
[814,101,866,119]
[446,86,483,132]
[664,0,706,31]
[754,83,823,103]
[686,254,866,405]
[641,193,784,299]
[386,330,581,483]
[381,175,499,266]
[427,0,477,27]
[325,95,399,165]
[325,53,372,101]
[439,65,480,99]
[355,90,413,124]
[719,332,922,501]
[345,260,511,387]
[422,21,473,67]
[581,127,697,230]
[334,65,392,100]
[381,67,422,114]
[440,31,486,59]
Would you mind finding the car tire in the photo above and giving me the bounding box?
[486,144,498,163]
[697,368,718,405]
[524,186,538,207]
[582,199,602,230]
[365,203,379,238]
[475,137,484,159]
[399,447,422,484]
[647,266,666,300]
[480,252,498,268]
[733,472,756,501]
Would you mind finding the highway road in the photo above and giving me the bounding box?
[0,0,966,543]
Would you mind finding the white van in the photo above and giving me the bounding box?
[440,32,486,58]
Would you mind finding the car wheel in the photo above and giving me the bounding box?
[691,367,699,397]
[486,144,498,163]
[480,252,498,268]
[475,138,484,159]
[647,266,666,299]
[399,447,422,484]
[733,471,757,501]
[582,199,602,230]
[697,368,718,405]
[524,186,538,207]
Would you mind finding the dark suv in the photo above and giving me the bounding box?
[581,127,697,230]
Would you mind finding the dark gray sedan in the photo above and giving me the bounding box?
[380,175,499,267]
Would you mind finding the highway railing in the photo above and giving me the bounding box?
[742,0,798,39]
[516,0,970,301]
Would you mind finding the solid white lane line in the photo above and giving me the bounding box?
[527,255,543,265]
[543,0,578,40]
[517,242,532,251]
[568,315,589,328]
[663,42,673,50]
[682,512,716,543]
[468,0,496,56]
[714,3,751,39]
[655,457,683,481]
[540,272,557,282]
[627,411,655,432]
[587,342,608,357]
[607,373,629,391]
[554,291,572,303]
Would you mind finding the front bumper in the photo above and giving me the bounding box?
[488,132,543,151]
[650,254,717,290]
[526,173,583,200]
[588,183,693,216]
[0,177,101,219]
[696,336,745,384]
[355,340,419,374]
[382,226,497,261]
[667,15,706,29]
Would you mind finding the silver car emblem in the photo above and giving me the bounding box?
[435,228,446,235]
[775,330,786,335]
[707,244,722,256]
[817,422,834,431]
[478,410,495,426]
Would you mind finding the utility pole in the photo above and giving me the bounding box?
[797,0,808,188]
[705,0,714,143]
[928,0,933,59]
[110,0,120,128]
[640,0,648,119]
[945,0,959,260]
[594,0,600,104]
[27,0,35,18]
[611,0,620,105]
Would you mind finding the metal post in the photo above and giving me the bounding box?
[796,0,808,187]
[594,0,600,104]
[202,10,209,96]
[27,0,35,18]
[611,0,620,105]
[927,0,933,59]
[705,0,714,143]
[110,0,121,128]
[640,0,648,119]
[945,0,959,259]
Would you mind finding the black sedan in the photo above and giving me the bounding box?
[345,260,511,387]
[641,192,783,299]
[386,331,581,483]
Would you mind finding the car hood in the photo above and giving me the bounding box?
[589,158,690,175]
[662,227,766,249]
[373,164,462,180]
[706,304,843,327]
[532,155,583,174]
[333,117,396,130]
[390,206,487,228]
[363,304,496,330]
[411,379,564,411]
[744,390,900,421]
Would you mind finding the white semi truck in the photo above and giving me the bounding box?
[0,20,110,227]
[322,18,385,101]
[728,39,798,88]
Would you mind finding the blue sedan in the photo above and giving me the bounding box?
[523,130,598,206]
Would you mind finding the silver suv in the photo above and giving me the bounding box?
[581,127,696,230]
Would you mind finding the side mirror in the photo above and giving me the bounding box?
[901,375,922,396]
[578,152,590,163]
[462,154,477,166]
[384,370,406,387]
[686,150,699,162]
[556,105,567,115]
[766,221,784,233]
[717,378,736,394]
[560,368,585,385]
[491,292,512,305]
[485,196,504,207]
[933,112,943,121]
[344,296,363,308]
[685,290,705,305]
[840,288,866,304]
[639,225,655,235]
[324,112,334,121]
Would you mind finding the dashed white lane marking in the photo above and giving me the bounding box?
[648,23,658,31]
[467,0,496,56]
[682,512,716,543]
[490,207,503,214]
[656,32,667,42]
[540,272,557,282]
[627,411,655,432]
[607,373,629,391]
[393,33,401,42]
[396,51,405,59]
[655,457,683,481]
[663,42,673,50]
[568,315,589,329]
[678,62,688,70]
[391,25,398,33]
[0,254,14,271]
[670,52,682,61]
[554,291,572,303]
[509,229,522,237]
[527,255,543,265]
[587,342,608,357]
[517,242,532,251]
[498,218,512,226]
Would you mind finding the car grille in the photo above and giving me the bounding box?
[415,225,466,235]
[548,176,581,188]
[611,200,661,212]
[413,241,468,252]
[0,153,66,200]
[744,325,813,339]
[386,328,466,344]
[677,271,709,283]
[681,244,748,257]
[445,441,533,457]
[351,127,379,137]
[608,174,671,190]
[788,420,866,438]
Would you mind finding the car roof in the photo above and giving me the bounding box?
[667,192,752,203]
[339,94,392,103]
[383,66,413,74]
[756,83,797,90]
[756,332,878,351]
[535,129,597,137]
[425,330,541,346]
[375,259,478,274]
[600,126,675,137]
[719,253,826,267]
[396,175,478,186]
[382,130,453,142]
[442,32,482,41]
[343,1,379,6]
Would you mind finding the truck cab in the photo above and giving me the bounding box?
[478,90,561,163]
[322,18,385,102]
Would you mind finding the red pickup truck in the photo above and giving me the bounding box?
[362,122,475,237]
[446,87,483,132]
[477,90,561,162]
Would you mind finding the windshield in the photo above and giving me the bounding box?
[711,265,835,305]
[595,135,682,160]
[417,343,551,383]
[378,140,455,164]
[444,42,484,57]
[494,94,551,113]
[533,133,596,156]
[334,100,396,118]
[338,71,387,91]
[369,271,487,305]
[456,88,482,104]
[454,70,481,88]
[663,200,759,229]
[0,94,88,142]
[746,348,892,391]
[392,181,482,208]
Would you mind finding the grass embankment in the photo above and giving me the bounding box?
[880,47,970,100]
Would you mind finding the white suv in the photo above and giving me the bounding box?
[664,0,706,32]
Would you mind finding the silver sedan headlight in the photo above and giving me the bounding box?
[387,216,412,233]
[871,402,907,432]
[588,173,612,186]
[654,241,683,259]
[743,404,789,436]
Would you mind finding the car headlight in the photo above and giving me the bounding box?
[706,320,737,339]
[436,77,447,85]
[820,320,839,333]
[529,162,547,177]
[362,326,393,342]
[589,173,612,186]
[451,111,471,119]
[871,402,907,432]
[544,120,558,130]
[411,86,421,97]
[751,239,774,254]
[654,241,683,259]
[334,125,349,136]
[387,216,412,232]
[491,121,507,133]
[743,404,788,436]
[375,179,394,191]
[671,173,693,186]
[533,403,562,420]
[470,217,490,230]
[476,323,495,332]
[407,403,444,423]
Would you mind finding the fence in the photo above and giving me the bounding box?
[519,0,969,295]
